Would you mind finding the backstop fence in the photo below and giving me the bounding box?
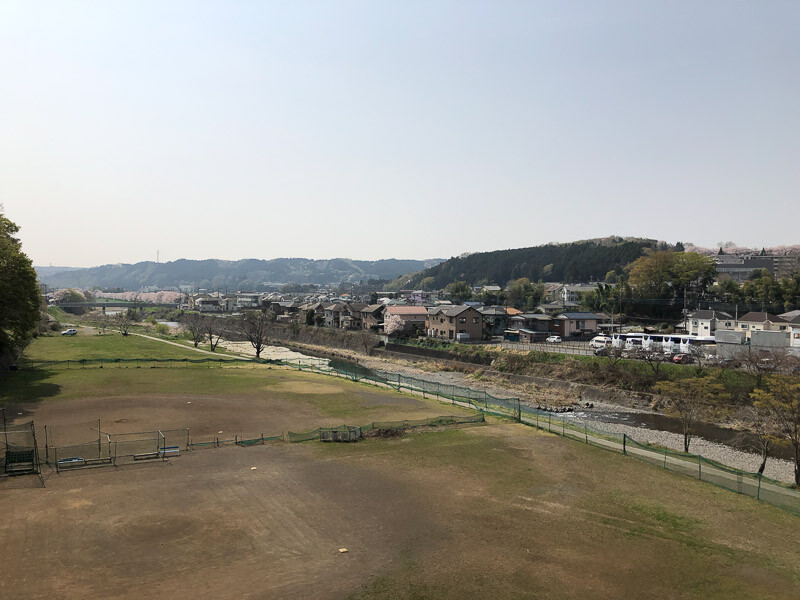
[1,421,40,475]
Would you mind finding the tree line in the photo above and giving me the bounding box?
[393,238,668,290]
[0,210,41,370]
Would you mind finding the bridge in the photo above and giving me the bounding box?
[52,302,180,310]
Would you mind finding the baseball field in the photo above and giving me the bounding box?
[1,332,798,599]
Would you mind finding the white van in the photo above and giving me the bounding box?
[589,335,612,349]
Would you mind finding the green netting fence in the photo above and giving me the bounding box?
[285,414,486,442]
[510,405,800,516]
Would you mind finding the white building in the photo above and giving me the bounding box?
[685,310,734,336]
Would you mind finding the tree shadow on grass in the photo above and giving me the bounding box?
[0,369,62,407]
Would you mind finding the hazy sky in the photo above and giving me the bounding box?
[2,1,798,267]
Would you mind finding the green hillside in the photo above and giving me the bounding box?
[392,237,670,288]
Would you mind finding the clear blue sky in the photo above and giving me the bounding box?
[2,1,798,267]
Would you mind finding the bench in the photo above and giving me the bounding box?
[159,446,180,457]
[5,462,36,474]
[84,457,113,466]
[56,457,86,469]
[133,452,161,461]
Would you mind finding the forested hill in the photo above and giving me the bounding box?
[392,238,666,288]
[37,257,442,291]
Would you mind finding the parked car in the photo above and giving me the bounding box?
[61,328,77,336]
[589,335,612,349]
[545,335,562,344]
[672,353,692,364]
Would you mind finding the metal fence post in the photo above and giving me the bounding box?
[698,456,702,480]
[757,474,762,500]
[584,422,588,443]
[622,433,626,455]
[548,412,551,432]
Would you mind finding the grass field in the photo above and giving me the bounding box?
[1,335,799,599]
[20,329,209,362]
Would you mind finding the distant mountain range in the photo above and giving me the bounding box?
[388,237,672,289]
[36,258,443,291]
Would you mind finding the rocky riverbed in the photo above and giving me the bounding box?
[248,339,798,485]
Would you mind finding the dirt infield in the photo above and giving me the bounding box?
[0,442,430,599]
[2,424,799,599]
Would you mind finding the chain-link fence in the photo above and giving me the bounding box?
[1,421,40,475]
[511,405,800,516]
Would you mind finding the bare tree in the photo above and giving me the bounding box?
[97,314,109,335]
[745,405,779,476]
[737,348,789,388]
[203,315,225,352]
[358,329,376,355]
[181,313,206,348]
[603,346,625,367]
[115,311,134,337]
[688,345,710,375]
[752,375,800,486]
[640,348,666,378]
[656,377,725,453]
[238,310,275,359]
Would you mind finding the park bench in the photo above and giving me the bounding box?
[133,451,161,461]
[56,457,86,469]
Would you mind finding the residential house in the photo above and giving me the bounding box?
[544,284,564,303]
[383,305,429,335]
[685,310,735,337]
[477,306,508,336]
[536,301,579,315]
[517,329,547,343]
[195,297,223,313]
[360,304,386,331]
[340,303,367,330]
[323,303,346,328]
[551,312,601,338]
[779,310,800,323]
[426,305,484,341]
[508,313,553,333]
[735,312,789,339]
[220,294,238,312]
[562,284,600,304]
[236,293,262,309]
[302,302,326,326]
[778,312,800,354]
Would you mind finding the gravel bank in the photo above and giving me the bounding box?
[561,413,795,484]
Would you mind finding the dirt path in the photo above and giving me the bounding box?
[132,332,249,358]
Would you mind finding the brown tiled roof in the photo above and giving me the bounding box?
[384,305,428,316]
